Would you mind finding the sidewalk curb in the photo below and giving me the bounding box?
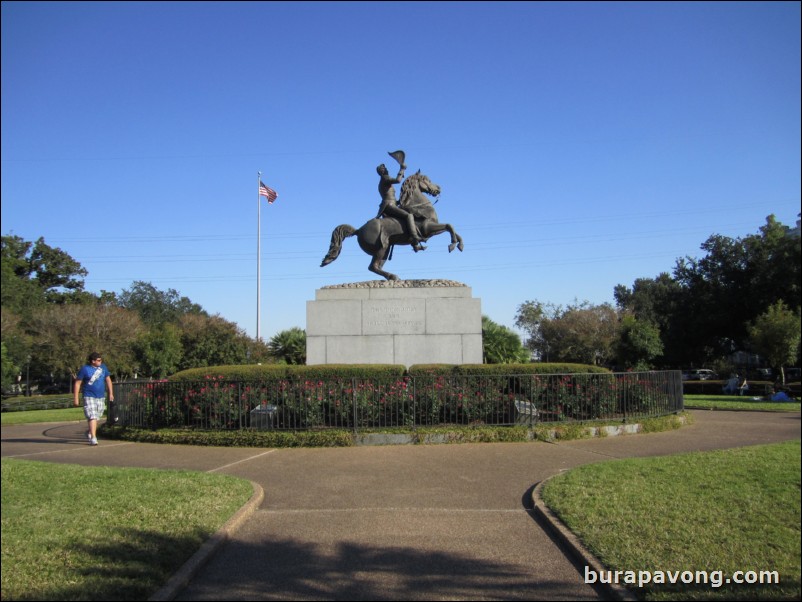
[532,477,638,602]
[148,480,265,601]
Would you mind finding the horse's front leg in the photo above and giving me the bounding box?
[418,221,464,253]
[440,223,464,253]
[450,226,464,252]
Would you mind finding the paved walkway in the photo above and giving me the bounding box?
[2,410,800,600]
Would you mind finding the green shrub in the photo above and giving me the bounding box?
[102,425,354,447]
[407,362,610,376]
[169,364,406,382]
[101,413,689,448]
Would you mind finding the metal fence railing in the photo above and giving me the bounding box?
[110,371,683,432]
[1,396,73,412]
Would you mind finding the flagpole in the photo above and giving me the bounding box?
[257,170,262,342]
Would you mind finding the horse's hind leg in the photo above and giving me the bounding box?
[369,249,398,281]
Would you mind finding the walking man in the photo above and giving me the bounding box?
[73,352,114,446]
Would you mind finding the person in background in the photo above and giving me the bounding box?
[723,373,739,395]
[73,352,113,446]
[738,376,749,396]
[770,388,792,402]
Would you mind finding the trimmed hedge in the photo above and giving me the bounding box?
[407,363,611,376]
[169,363,608,383]
[169,364,407,383]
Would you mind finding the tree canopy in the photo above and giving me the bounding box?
[1,235,90,314]
[1,236,273,388]
[748,301,801,383]
[616,215,801,368]
[117,281,207,327]
[515,300,618,366]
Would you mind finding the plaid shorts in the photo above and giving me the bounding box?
[83,397,106,421]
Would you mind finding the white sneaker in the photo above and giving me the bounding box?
[89,437,98,446]
[86,431,92,441]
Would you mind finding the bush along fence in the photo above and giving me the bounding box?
[109,364,683,432]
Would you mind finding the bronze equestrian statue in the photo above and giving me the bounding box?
[321,150,464,281]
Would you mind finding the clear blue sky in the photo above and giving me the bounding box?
[2,1,800,341]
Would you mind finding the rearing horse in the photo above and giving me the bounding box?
[321,171,464,281]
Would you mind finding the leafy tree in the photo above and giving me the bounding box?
[268,327,306,365]
[28,237,89,302]
[27,304,144,380]
[482,316,530,364]
[1,257,45,316]
[118,281,206,327]
[2,237,278,380]
[245,337,273,365]
[617,215,801,366]
[1,342,19,391]
[748,301,801,384]
[615,314,664,370]
[134,323,183,378]
[614,274,684,366]
[515,300,618,365]
[514,300,546,358]
[177,314,251,369]
[0,309,31,383]
[1,235,90,314]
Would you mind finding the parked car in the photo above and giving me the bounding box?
[682,369,719,381]
[784,367,801,382]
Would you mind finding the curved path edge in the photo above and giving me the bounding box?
[148,480,265,601]
[532,476,639,602]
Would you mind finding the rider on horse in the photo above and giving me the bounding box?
[321,159,463,281]
[375,162,426,251]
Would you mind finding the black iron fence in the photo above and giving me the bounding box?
[1,396,73,412]
[111,371,683,432]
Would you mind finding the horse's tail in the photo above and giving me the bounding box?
[321,224,357,267]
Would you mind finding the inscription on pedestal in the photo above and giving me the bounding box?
[363,300,425,334]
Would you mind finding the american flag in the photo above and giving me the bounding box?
[259,181,278,204]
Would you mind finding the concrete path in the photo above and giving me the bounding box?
[2,410,799,600]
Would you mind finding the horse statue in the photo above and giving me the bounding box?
[320,171,464,281]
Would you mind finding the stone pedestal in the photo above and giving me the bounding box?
[306,280,482,367]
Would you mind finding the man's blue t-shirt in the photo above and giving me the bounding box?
[76,363,110,398]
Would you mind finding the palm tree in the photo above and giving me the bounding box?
[268,327,306,365]
[482,316,530,364]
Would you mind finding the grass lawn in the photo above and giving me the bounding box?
[1,406,86,425]
[1,459,254,601]
[684,394,801,412]
[541,440,801,600]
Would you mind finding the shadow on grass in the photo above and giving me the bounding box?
[9,527,211,601]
